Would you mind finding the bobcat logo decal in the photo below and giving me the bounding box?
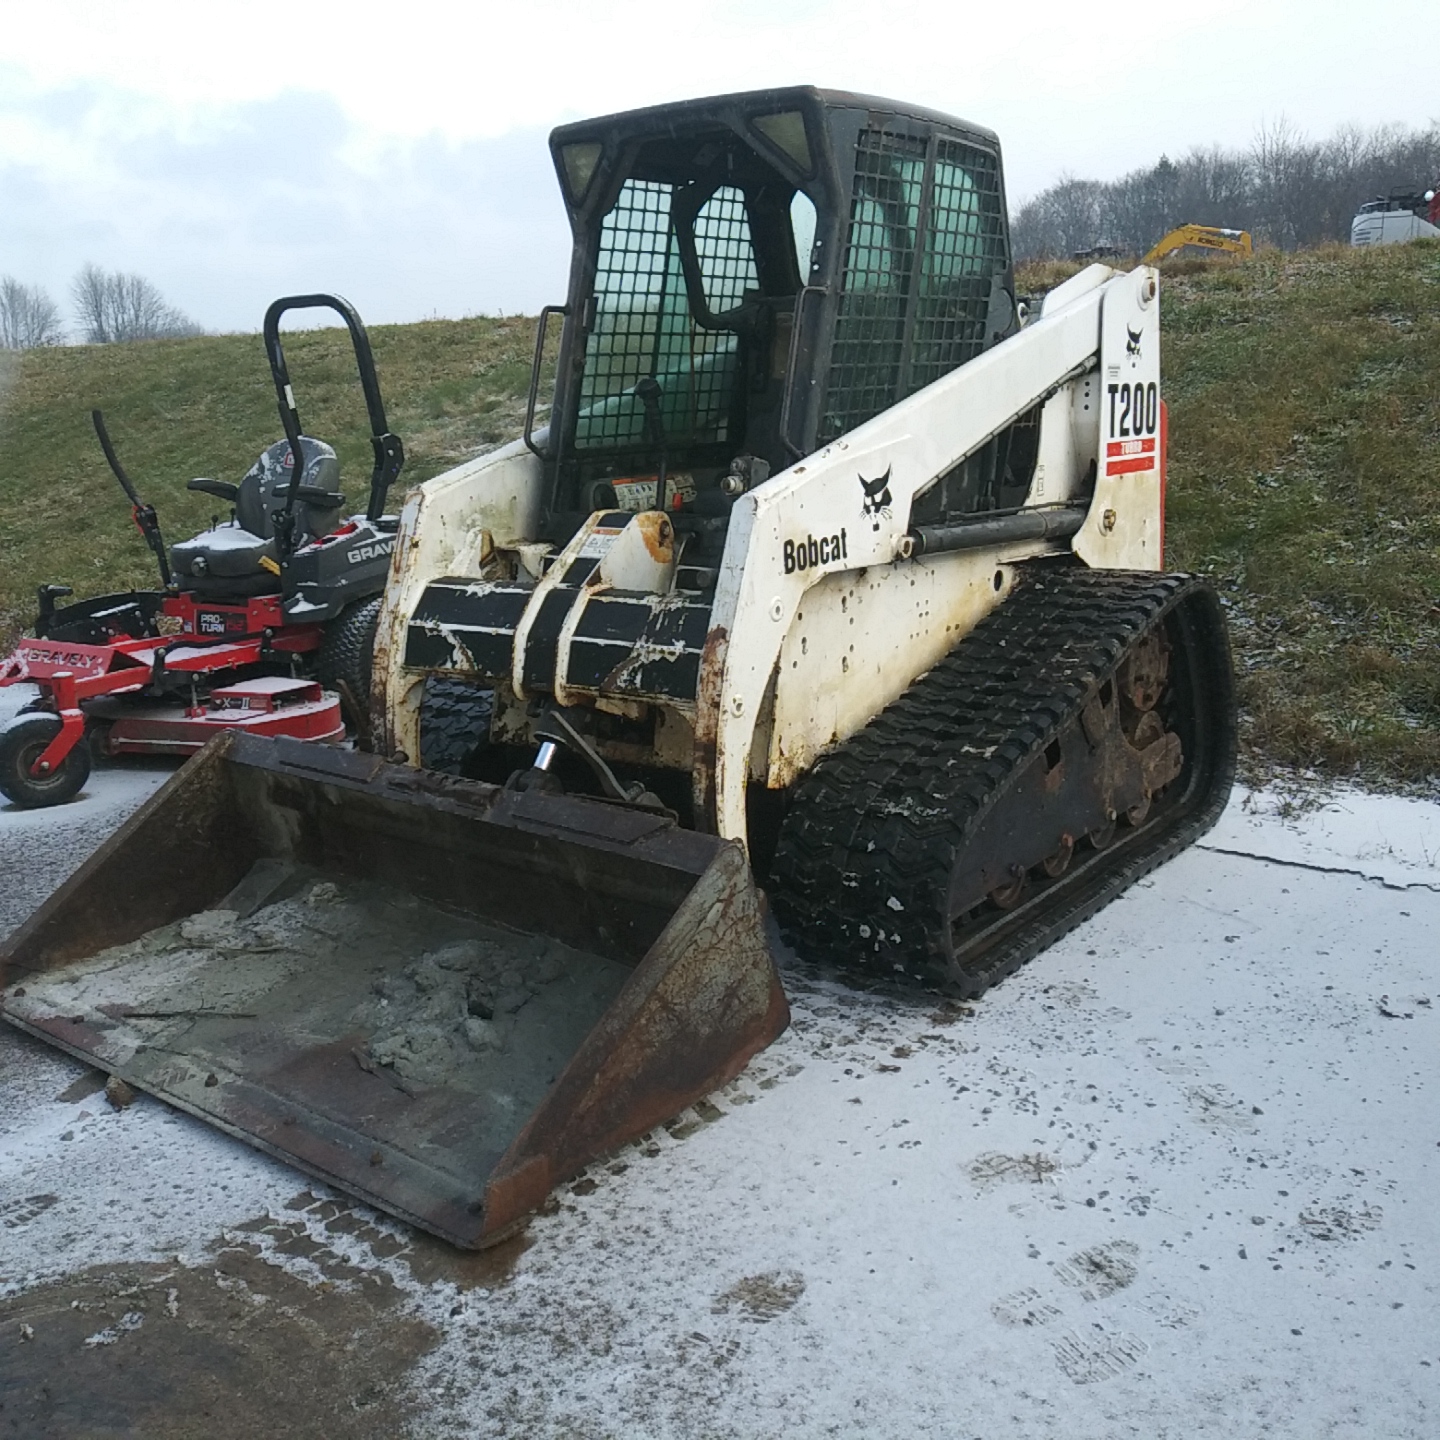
[1125,324,1143,358]
[859,468,893,531]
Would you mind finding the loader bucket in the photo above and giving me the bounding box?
[0,735,788,1248]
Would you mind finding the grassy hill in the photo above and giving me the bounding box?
[3,241,1438,788]
[1159,241,1439,786]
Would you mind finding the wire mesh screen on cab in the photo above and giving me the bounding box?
[821,130,1006,444]
[575,180,758,453]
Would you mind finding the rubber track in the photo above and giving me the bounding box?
[420,676,495,775]
[768,566,1235,997]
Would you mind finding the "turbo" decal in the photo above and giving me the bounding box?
[1105,437,1157,477]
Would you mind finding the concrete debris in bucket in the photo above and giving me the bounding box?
[359,933,569,1086]
[8,863,632,1102]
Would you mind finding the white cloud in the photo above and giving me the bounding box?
[0,79,572,329]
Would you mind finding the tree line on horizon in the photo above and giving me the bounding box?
[5,121,1437,346]
[0,264,200,349]
[1013,119,1440,260]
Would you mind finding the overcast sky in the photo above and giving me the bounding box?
[2,0,1437,332]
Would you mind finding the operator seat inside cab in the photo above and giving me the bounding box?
[170,437,345,599]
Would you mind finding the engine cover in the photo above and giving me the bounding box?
[403,512,710,705]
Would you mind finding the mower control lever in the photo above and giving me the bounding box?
[186,477,240,502]
[91,410,173,590]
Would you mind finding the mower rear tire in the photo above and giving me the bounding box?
[0,713,91,809]
[316,598,381,701]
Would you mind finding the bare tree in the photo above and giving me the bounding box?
[0,277,64,349]
[1101,155,1182,255]
[1250,118,1323,247]
[1011,175,1105,260]
[70,264,201,343]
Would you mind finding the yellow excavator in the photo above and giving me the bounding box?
[2,88,1236,1249]
[1143,224,1252,265]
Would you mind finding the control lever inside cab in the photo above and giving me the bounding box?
[631,376,669,512]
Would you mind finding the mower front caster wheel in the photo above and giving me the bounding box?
[0,713,91,809]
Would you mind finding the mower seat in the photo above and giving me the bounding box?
[171,522,281,599]
[236,437,345,543]
[169,436,345,601]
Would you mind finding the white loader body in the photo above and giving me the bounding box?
[374,261,1165,851]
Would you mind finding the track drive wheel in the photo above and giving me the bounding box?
[0,713,91,809]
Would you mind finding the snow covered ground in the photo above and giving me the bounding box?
[0,682,176,934]
[1,771,1436,1437]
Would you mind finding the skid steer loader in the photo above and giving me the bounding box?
[2,88,1235,1249]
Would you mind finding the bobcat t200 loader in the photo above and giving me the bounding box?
[376,86,1236,984]
[2,89,1235,1248]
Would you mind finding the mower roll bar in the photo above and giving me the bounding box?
[261,294,405,548]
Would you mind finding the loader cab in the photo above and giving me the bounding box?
[532,87,1028,560]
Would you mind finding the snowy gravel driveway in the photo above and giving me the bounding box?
[0,773,1436,1438]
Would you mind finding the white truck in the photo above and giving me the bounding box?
[1351,189,1440,246]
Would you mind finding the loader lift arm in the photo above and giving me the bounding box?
[702,259,1168,843]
